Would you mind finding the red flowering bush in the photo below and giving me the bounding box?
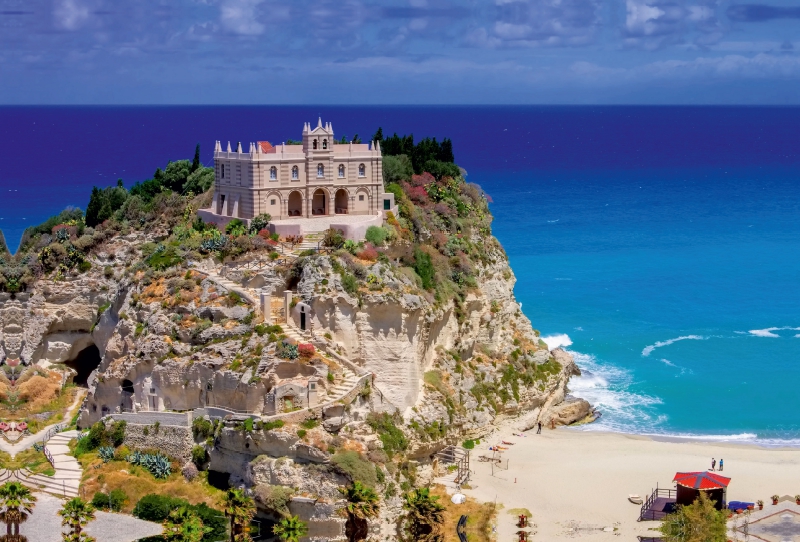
[410,172,435,187]
[298,343,315,358]
[357,245,378,261]
[403,183,429,204]
[257,228,271,240]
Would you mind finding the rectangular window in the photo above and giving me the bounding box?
[359,195,365,201]
[270,199,276,205]
[384,199,390,210]
[221,164,225,179]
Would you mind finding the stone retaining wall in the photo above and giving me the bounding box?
[122,423,193,462]
[108,411,191,427]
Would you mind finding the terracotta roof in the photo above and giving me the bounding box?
[259,141,273,153]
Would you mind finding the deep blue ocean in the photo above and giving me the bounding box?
[2,106,799,444]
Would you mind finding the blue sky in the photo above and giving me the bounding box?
[2,0,800,104]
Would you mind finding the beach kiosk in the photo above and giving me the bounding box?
[673,472,730,510]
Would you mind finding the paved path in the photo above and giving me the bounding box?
[21,492,163,542]
[15,430,81,498]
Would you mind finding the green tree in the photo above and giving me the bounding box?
[659,492,727,542]
[58,498,95,537]
[249,213,272,234]
[339,481,380,521]
[191,144,202,172]
[0,482,37,536]
[272,515,308,542]
[163,506,211,542]
[223,489,256,542]
[364,226,387,246]
[382,155,413,185]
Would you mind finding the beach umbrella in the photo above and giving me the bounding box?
[672,472,731,490]
[451,493,466,504]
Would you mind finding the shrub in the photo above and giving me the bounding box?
[78,261,92,273]
[300,418,320,430]
[109,420,126,447]
[414,248,434,290]
[262,419,285,431]
[182,461,199,481]
[191,445,207,468]
[366,413,409,456]
[103,265,114,278]
[462,439,475,450]
[92,489,126,511]
[254,484,294,516]
[192,417,213,439]
[297,343,315,358]
[341,273,358,295]
[249,213,272,234]
[296,429,307,439]
[331,450,378,487]
[365,226,388,246]
[225,218,246,236]
[357,246,379,262]
[323,228,345,249]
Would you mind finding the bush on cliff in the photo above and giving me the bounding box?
[366,413,408,457]
[331,451,378,487]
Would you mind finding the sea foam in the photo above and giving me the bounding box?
[641,335,705,357]
[541,333,573,350]
[747,326,800,338]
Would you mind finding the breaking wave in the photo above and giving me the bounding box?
[541,333,573,350]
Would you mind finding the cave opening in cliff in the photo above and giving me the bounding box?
[64,344,101,387]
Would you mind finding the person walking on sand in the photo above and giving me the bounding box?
[537,422,542,434]
[711,458,716,471]
[719,458,724,472]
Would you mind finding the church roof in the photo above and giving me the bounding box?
[259,141,273,153]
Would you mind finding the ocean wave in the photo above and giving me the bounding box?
[641,335,705,357]
[568,351,664,433]
[747,326,800,338]
[541,333,573,350]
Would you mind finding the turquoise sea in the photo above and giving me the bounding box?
[2,106,799,444]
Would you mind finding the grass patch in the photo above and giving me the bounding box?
[11,448,55,476]
[507,507,532,517]
[431,485,497,542]
[77,454,224,514]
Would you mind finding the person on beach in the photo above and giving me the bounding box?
[537,422,542,434]
[719,459,724,471]
[711,458,716,471]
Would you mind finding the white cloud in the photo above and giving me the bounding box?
[53,0,91,31]
[626,0,665,36]
[220,0,265,35]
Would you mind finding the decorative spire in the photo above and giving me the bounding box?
[376,140,381,152]
[227,141,232,152]
[215,140,221,152]
[237,142,242,153]
[317,117,322,129]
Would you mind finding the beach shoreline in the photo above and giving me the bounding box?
[449,418,800,541]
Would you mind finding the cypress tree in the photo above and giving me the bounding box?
[191,144,201,172]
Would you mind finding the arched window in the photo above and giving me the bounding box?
[292,166,299,180]
[317,164,324,178]
[313,140,318,150]
[358,163,366,177]
[322,139,328,149]
[269,166,277,180]
[338,164,345,178]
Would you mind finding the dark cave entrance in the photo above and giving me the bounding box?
[64,344,101,387]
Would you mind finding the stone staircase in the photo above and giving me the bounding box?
[289,232,324,255]
[18,430,81,498]
[325,366,360,402]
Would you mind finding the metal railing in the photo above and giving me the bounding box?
[39,423,64,445]
[43,446,55,468]
[640,487,676,521]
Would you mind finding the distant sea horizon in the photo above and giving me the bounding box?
[2,105,800,445]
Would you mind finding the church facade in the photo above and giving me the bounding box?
[202,119,388,225]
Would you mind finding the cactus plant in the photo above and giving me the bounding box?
[98,446,115,463]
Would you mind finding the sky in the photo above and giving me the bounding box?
[2,0,800,104]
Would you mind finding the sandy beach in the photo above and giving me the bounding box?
[456,427,800,540]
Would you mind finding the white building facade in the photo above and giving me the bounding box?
[201,118,391,225]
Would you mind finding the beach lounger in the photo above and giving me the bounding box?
[628,495,643,505]
[502,441,515,445]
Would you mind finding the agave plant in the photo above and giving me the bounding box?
[150,455,172,479]
[127,451,143,465]
[97,447,115,463]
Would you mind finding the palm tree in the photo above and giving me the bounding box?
[272,515,308,542]
[163,506,211,542]
[0,482,36,536]
[402,487,445,537]
[223,488,256,542]
[58,498,95,537]
[339,481,380,521]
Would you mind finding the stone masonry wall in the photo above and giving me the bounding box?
[122,423,193,462]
